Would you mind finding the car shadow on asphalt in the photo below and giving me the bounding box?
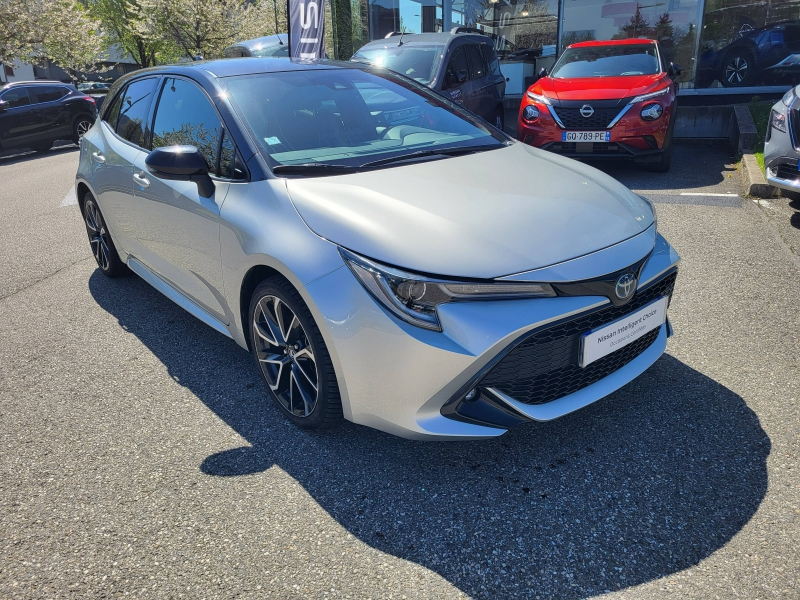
[89,270,770,599]
[0,143,77,165]
[588,143,739,192]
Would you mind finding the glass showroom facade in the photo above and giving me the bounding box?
[329,0,799,90]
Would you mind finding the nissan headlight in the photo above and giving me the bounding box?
[340,249,556,331]
[640,103,663,121]
[771,109,787,133]
[522,104,540,121]
[630,87,669,105]
[525,91,552,106]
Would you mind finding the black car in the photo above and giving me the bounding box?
[697,20,800,87]
[351,28,507,130]
[0,80,97,153]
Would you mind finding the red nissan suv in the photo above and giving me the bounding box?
[517,39,681,172]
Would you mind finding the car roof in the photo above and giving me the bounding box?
[118,58,371,83]
[2,80,73,88]
[230,34,288,50]
[357,32,491,50]
[569,38,657,49]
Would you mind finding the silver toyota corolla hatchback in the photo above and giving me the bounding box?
[75,58,680,440]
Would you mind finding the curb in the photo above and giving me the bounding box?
[740,152,778,198]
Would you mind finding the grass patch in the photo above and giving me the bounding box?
[748,96,771,174]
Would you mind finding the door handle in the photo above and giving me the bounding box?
[133,172,150,188]
[91,151,105,164]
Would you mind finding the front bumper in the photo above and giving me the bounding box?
[764,102,800,193]
[517,96,675,162]
[304,234,681,440]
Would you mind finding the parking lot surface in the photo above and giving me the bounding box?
[1,143,799,599]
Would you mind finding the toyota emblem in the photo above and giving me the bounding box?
[580,105,595,118]
[615,273,637,300]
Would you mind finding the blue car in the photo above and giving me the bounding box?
[697,20,800,87]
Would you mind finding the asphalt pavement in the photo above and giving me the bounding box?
[1,143,799,599]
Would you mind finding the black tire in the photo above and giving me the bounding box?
[72,115,94,144]
[720,48,756,87]
[248,276,342,430]
[494,106,505,132]
[32,141,52,153]
[82,192,128,277]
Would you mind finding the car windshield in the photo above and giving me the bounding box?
[223,67,506,170]
[550,44,660,78]
[351,45,443,85]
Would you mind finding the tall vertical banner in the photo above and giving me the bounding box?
[288,0,326,59]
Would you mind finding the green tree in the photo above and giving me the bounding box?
[133,0,265,60]
[0,0,105,75]
[89,0,179,68]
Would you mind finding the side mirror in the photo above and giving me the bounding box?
[0,99,8,113]
[668,62,682,78]
[538,67,548,78]
[145,145,215,198]
[457,69,468,84]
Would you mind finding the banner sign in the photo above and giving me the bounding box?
[288,0,326,59]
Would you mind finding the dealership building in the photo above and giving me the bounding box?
[327,0,799,96]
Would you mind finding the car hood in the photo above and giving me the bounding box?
[284,143,654,279]
[536,74,665,101]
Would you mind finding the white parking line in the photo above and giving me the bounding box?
[679,192,739,197]
[60,188,78,207]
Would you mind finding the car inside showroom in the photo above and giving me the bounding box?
[328,0,799,93]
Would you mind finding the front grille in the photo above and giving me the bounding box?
[551,107,622,130]
[790,108,800,149]
[480,271,678,406]
[547,142,627,155]
[775,163,800,181]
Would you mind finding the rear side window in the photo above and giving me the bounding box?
[103,91,123,129]
[443,47,469,90]
[151,77,222,173]
[30,85,65,103]
[116,78,157,147]
[481,45,500,75]
[465,45,485,80]
[1,87,31,107]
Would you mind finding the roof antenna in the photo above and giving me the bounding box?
[277,34,284,45]
[398,27,406,46]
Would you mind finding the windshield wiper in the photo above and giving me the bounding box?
[360,144,505,168]
[271,163,363,176]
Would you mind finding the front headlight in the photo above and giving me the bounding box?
[340,249,556,331]
[782,86,797,107]
[526,91,551,106]
[630,87,669,105]
[640,103,663,121]
[771,109,787,133]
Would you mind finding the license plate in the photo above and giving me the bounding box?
[579,297,668,368]
[562,131,611,142]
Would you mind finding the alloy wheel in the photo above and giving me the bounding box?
[76,119,92,138]
[85,200,111,271]
[253,295,319,417]
[725,57,748,85]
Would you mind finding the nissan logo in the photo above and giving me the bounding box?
[615,273,637,300]
[580,105,595,118]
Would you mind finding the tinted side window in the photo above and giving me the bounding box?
[443,47,469,89]
[30,85,64,103]
[151,78,222,173]
[465,45,485,80]
[116,78,157,147]
[219,130,246,180]
[1,88,31,107]
[103,91,123,129]
[481,45,500,75]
